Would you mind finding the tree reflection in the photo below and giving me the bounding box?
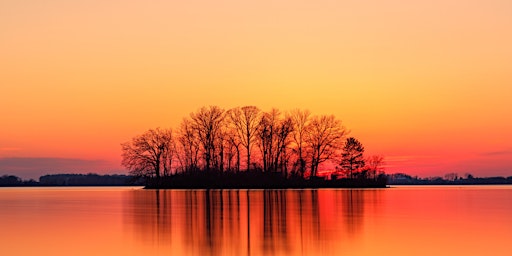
[343,190,365,236]
[263,190,289,254]
[125,189,382,256]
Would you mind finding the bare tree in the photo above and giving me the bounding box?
[121,128,174,181]
[258,109,294,174]
[225,127,242,172]
[305,115,346,177]
[339,137,365,179]
[289,109,311,177]
[275,115,293,176]
[213,125,229,172]
[190,106,225,172]
[444,172,459,181]
[258,109,278,173]
[365,155,384,180]
[161,129,176,176]
[177,118,200,173]
[227,106,261,171]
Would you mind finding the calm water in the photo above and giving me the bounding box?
[1,186,511,256]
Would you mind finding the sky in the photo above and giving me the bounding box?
[1,0,511,179]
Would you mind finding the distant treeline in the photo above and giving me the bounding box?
[388,173,512,185]
[0,175,39,186]
[0,174,143,186]
[2,172,511,187]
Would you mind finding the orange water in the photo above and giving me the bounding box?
[1,186,511,256]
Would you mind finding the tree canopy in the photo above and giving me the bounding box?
[339,137,365,179]
[121,105,382,182]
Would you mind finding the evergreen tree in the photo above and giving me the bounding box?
[339,137,365,179]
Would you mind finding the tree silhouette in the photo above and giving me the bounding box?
[190,106,225,172]
[225,128,242,172]
[290,109,310,178]
[227,106,261,171]
[121,128,174,181]
[339,137,365,179]
[364,155,384,180]
[305,115,346,177]
[257,109,293,174]
[177,118,201,173]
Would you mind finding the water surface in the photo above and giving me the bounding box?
[0,186,511,255]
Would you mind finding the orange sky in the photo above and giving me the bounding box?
[1,0,511,179]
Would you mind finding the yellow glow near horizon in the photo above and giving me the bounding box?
[1,0,511,178]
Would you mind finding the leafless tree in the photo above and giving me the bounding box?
[289,109,311,177]
[190,106,225,172]
[365,155,384,180]
[227,106,261,171]
[275,115,293,176]
[162,129,176,176]
[225,127,242,172]
[257,109,293,175]
[258,109,277,172]
[444,172,459,181]
[213,125,228,172]
[177,118,200,173]
[121,128,174,181]
[305,115,346,177]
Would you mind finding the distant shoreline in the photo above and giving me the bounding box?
[2,184,512,188]
[388,173,512,186]
[2,183,512,188]
[2,173,512,188]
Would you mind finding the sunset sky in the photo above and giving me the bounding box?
[1,0,511,179]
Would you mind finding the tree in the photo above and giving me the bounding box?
[257,109,294,174]
[224,128,239,172]
[289,109,310,177]
[190,106,225,172]
[274,116,294,176]
[305,115,346,177]
[227,106,261,171]
[162,130,177,176]
[213,125,228,172]
[257,110,275,173]
[364,155,384,180]
[176,118,200,173]
[444,172,459,181]
[121,128,174,181]
[339,137,365,179]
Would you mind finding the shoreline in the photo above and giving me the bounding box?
[2,183,512,188]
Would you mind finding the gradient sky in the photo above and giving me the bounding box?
[1,0,511,179]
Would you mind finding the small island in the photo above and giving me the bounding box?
[121,105,387,189]
[144,171,388,189]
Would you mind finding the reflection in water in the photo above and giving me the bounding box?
[126,189,382,256]
[2,187,511,256]
[343,190,364,235]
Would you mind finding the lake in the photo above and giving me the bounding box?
[0,186,511,256]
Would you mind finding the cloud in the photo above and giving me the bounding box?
[0,157,122,180]
[479,149,512,157]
